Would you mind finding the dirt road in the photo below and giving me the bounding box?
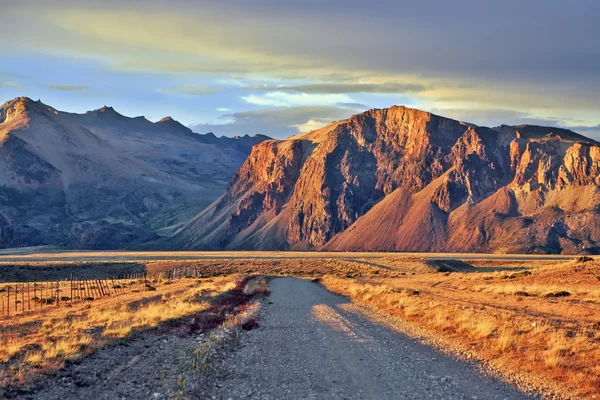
[199,278,532,399]
[21,278,534,399]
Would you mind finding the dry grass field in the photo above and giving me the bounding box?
[0,258,383,396]
[319,258,600,398]
[0,274,269,395]
[1,253,598,398]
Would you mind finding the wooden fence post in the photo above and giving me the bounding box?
[20,283,24,313]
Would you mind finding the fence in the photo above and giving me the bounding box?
[0,266,210,318]
[0,273,152,318]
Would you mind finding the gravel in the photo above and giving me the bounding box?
[20,277,536,399]
[199,277,534,399]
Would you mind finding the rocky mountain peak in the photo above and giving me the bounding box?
[0,97,46,131]
[169,105,600,255]
[91,105,124,119]
[157,115,189,129]
[0,97,272,250]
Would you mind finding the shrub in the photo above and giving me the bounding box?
[545,291,571,298]
[240,318,259,331]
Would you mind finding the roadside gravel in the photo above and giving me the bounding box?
[199,277,534,399]
[19,277,535,399]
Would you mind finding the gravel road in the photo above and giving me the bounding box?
[201,277,533,399]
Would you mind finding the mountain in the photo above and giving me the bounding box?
[0,97,268,248]
[168,106,600,254]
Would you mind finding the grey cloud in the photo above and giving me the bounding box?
[3,0,599,124]
[430,107,600,140]
[571,124,600,132]
[336,102,371,110]
[0,81,24,88]
[11,0,600,88]
[430,108,568,129]
[569,125,600,141]
[0,72,24,78]
[46,84,89,91]
[249,82,427,94]
[190,105,366,139]
[158,85,217,96]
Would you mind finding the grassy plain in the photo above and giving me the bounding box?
[0,252,597,399]
[319,258,600,399]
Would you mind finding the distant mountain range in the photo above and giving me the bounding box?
[0,97,268,248]
[3,97,599,254]
[167,106,600,254]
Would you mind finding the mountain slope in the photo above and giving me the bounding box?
[170,106,600,254]
[0,97,267,248]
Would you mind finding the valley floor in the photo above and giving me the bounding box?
[0,247,578,262]
[199,277,530,399]
[1,255,597,399]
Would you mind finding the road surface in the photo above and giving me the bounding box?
[200,278,533,399]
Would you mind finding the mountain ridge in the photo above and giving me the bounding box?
[167,105,600,254]
[0,96,269,249]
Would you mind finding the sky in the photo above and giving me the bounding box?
[0,0,598,139]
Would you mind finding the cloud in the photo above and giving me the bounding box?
[291,118,334,133]
[571,124,600,132]
[569,124,600,140]
[429,107,570,128]
[242,92,353,107]
[1,1,599,129]
[3,1,597,114]
[0,71,23,79]
[428,107,600,141]
[249,82,428,94]
[217,108,232,112]
[190,105,367,138]
[0,81,24,88]
[46,84,88,91]
[158,85,217,96]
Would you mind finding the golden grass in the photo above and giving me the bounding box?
[0,275,240,389]
[1,256,598,399]
[320,269,600,399]
[470,283,600,301]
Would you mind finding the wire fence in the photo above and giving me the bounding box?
[0,266,202,318]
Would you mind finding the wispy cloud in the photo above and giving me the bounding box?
[190,105,367,138]
[0,71,24,79]
[428,107,600,139]
[242,92,353,107]
[158,85,217,96]
[291,118,335,133]
[569,124,600,140]
[0,81,24,88]
[573,124,600,132]
[249,82,428,94]
[46,84,89,91]
[1,1,598,131]
[429,107,566,128]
